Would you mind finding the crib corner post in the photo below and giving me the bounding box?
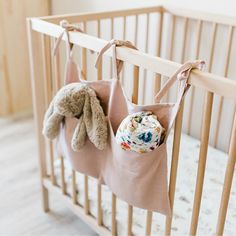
[26,18,50,213]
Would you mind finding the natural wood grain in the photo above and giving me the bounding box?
[216,112,236,235]
[165,103,184,235]
[187,20,202,134]
[190,23,217,235]
[0,0,50,115]
[127,204,133,236]
[112,193,117,236]
[145,210,153,236]
[30,18,236,101]
[27,18,49,212]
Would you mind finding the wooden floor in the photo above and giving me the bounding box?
[0,114,97,236]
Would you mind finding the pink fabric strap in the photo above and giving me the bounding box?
[155,60,205,103]
[95,39,137,78]
[161,60,205,139]
[53,20,83,58]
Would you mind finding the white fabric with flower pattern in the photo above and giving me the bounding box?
[115,111,165,154]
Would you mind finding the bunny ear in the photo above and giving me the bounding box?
[71,114,87,151]
[83,92,108,150]
[42,98,64,139]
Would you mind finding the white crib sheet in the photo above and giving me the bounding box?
[54,132,236,235]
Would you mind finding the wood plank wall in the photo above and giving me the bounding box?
[0,0,50,115]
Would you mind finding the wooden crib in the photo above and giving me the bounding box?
[27,4,236,236]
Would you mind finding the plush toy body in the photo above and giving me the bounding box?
[43,83,107,151]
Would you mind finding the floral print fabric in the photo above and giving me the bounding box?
[115,111,165,154]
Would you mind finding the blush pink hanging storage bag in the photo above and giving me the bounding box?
[53,21,111,181]
[95,40,204,216]
[51,20,204,216]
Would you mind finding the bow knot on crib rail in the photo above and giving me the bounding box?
[177,60,205,81]
[53,20,84,56]
[95,39,137,75]
[154,60,205,103]
[60,20,84,33]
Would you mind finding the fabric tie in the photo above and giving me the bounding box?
[155,60,205,103]
[95,39,137,76]
[53,20,84,57]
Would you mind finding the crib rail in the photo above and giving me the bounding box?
[29,17,236,99]
[27,4,236,236]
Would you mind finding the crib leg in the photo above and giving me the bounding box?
[27,19,50,213]
[42,185,50,212]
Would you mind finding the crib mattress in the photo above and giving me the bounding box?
[54,132,236,235]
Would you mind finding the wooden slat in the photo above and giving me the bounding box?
[48,142,56,184]
[96,19,103,226]
[190,93,214,235]
[43,178,110,235]
[111,17,114,38]
[130,17,139,231]
[97,20,102,80]
[180,18,188,64]
[27,19,49,212]
[127,204,133,236]
[41,35,56,186]
[72,169,77,204]
[111,193,117,236]
[130,16,139,232]
[142,13,150,104]
[229,105,236,150]
[84,175,89,214]
[132,66,139,104]
[50,37,61,196]
[216,112,236,235]
[123,16,127,40]
[165,103,184,235]
[121,16,127,83]
[97,183,103,226]
[130,41,139,236]
[53,37,61,91]
[165,15,176,102]
[165,18,189,234]
[145,210,153,236]
[41,34,52,106]
[187,20,203,134]
[168,15,176,61]
[154,12,163,98]
[60,156,66,194]
[82,22,87,80]
[213,26,234,147]
[134,14,139,46]
[132,15,139,104]
[172,17,188,99]
[30,18,236,101]
[110,17,114,77]
[190,23,217,236]
[97,20,102,225]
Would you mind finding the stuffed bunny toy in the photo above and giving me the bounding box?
[42,83,107,151]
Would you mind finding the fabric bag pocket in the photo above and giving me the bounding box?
[57,117,108,181]
[101,121,171,215]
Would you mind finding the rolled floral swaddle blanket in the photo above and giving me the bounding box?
[116,111,165,154]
